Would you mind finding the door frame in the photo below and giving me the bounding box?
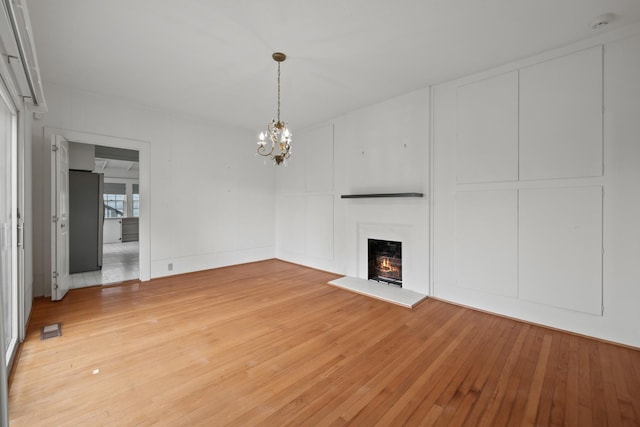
[45,128,151,286]
[16,110,27,342]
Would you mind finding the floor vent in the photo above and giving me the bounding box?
[41,323,62,340]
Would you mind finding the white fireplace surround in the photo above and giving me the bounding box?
[358,223,417,292]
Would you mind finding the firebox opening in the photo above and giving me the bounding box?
[368,239,402,287]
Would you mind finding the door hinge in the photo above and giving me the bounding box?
[17,223,23,247]
[52,272,59,278]
[52,215,58,223]
[52,144,58,152]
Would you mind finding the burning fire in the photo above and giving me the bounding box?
[379,257,397,273]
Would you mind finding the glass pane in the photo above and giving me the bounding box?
[133,194,139,217]
[0,92,16,363]
[103,194,125,218]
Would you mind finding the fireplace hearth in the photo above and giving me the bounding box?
[368,239,402,287]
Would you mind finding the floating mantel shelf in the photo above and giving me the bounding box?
[341,192,424,199]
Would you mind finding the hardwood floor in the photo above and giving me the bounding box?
[8,259,640,426]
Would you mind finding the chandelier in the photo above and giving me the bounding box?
[257,52,292,165]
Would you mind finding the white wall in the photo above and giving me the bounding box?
[27,28,640,348]
[68,141,95,170]
[432,29,640,347]
[275,89,430,294]
[275,25,640,347]
[31,82,275,297]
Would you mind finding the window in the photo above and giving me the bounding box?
[103,182,126,218]
[103,194,125,218]
[132,184,139,217]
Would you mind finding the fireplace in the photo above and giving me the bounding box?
[368,239,402,287]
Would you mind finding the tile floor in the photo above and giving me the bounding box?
[70,241,139,288]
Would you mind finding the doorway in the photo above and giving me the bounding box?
[47,128,150,300]
[69,145,140,287]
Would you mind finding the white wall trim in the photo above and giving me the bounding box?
[151,246,274,279]
[434,22,640,91]
[429,85,436,297]
[430,24,640,347]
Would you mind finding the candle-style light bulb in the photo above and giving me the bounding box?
[257,132,266,146]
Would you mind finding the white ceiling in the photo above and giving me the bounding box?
[26,0,640,131]
[94,158,138,179]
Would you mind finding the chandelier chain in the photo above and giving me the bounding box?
[277,62,281,122]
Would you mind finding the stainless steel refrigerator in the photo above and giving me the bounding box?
[69,170,104,273]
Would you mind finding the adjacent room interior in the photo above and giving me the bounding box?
[1,1,639,425]
[68,143,140,288]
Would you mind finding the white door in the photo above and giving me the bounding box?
[0,77,17,425]
[0,83,17,362]
[51,134,71,300]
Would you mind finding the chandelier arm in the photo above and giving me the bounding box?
[257,143,275,157]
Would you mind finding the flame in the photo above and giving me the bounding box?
[379,257,397,273]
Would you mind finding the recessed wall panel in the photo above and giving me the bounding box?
[520,47,603,180]
[304,124,334,193]
[455,190,518,297]
[519,186,602,315]
[276,195,306,255]
[457,72,518,183]
[306,195,334,260]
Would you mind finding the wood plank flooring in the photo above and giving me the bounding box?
[8,259,640,426]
